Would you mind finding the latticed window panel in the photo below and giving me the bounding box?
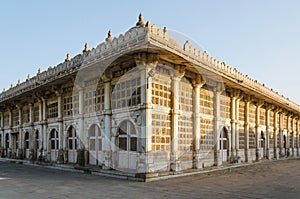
[178,115,193,151]
[63,95,79,116]
[112,76,141,109]
[200,86,214,115]
[220,94,230,119]
[84,84,104,114]
[48,102,58,118]
[12,109,19,126]
[269,111,274,127]
[151,113,171,152]
[260,108,266,126]
[151,73,171,108]
[200,118,214,150]
[179,79,193,112]
[33,103,39,122]
[4,112,9,127]
[22,107,30,123]
[239,124,245,149]
[249,129,256,149]
[239,101,245,121]
[249,104,256,124]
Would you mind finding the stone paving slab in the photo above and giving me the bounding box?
[0,159,299,199]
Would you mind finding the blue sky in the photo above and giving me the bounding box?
[0,0,300,103]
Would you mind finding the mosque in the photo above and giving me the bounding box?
[0,14,299,180]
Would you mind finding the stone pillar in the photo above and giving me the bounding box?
[41,98,48,160]
[286,115,290,157]
[102,75,112,169]
[265,106,271,159]
[279,112,283,157]
[213,84,222,167]
[135,53,158,173]
[297,119,300,156]
[28,103,35,160]
[244,100,250,162]
[192,75,204,169]
[235,98,240,156]
[0,112,4,157]
[273,110,279,159]
[230,94,236,159]
[57,93,64,164]
[255,101,263,161]
[17,105,23,159]
[170,71,182,171]
[77,87,86,166]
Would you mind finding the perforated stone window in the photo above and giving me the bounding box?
[48,102,58,118]
[151,113,171,151]
[151,74,171,108]
[112,77,141,109]
[63,95,79,116]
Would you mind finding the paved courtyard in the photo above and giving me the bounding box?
[0,159,299,199]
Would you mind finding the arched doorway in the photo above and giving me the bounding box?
[35,130,40,160]
[117,120,137,170]
[259,131,265,158]
[49,129,59,162]
[88,124,102,165]
[67,126,77,163]
[5,134,9,157]
[24,132,30,159]
[220,127,228,162]
[283,134,287,156]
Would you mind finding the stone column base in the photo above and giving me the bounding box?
[255,148,260,161]
[170,152,181,172]
[57,149,64,164]
[266,148,271,160]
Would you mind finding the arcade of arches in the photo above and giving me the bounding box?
[0,15,299,179]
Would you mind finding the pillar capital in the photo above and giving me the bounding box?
[134,53,159,68]
[192,74,205,88]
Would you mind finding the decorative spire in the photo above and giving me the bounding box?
[136,13,145,27]
[38,68,41,74]
[83,43,89,53]
[65,53,71,62]
[3,88,5,92]
[10,84,13,88]
[17,80,20,86]
[27,74,30,81]
[106,30,113,42]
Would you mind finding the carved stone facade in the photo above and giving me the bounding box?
[0,14,299,180]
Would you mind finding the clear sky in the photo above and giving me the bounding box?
[0,0,300,103]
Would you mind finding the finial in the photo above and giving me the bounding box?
[27,74,30,81]
[83,43,89,53]
[136,13,145,27]
[38,68,41,74]
[65,53,71,62]
[17,80,20,86]
[3,88,5,92]
[106,30,113,42]
[145,21,150,28]
[10,84,13,88]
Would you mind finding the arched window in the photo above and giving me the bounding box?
[24,132,30,149]
[35,130,39,150]
[88,124,102,165]
[50,129,59,150]
[5,134,9,149]
[68,126,77,150]
[118,120,137,152]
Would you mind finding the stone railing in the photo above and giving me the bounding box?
[146,24,300,112]
[0,53,87,102]
[1,23,299,113]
